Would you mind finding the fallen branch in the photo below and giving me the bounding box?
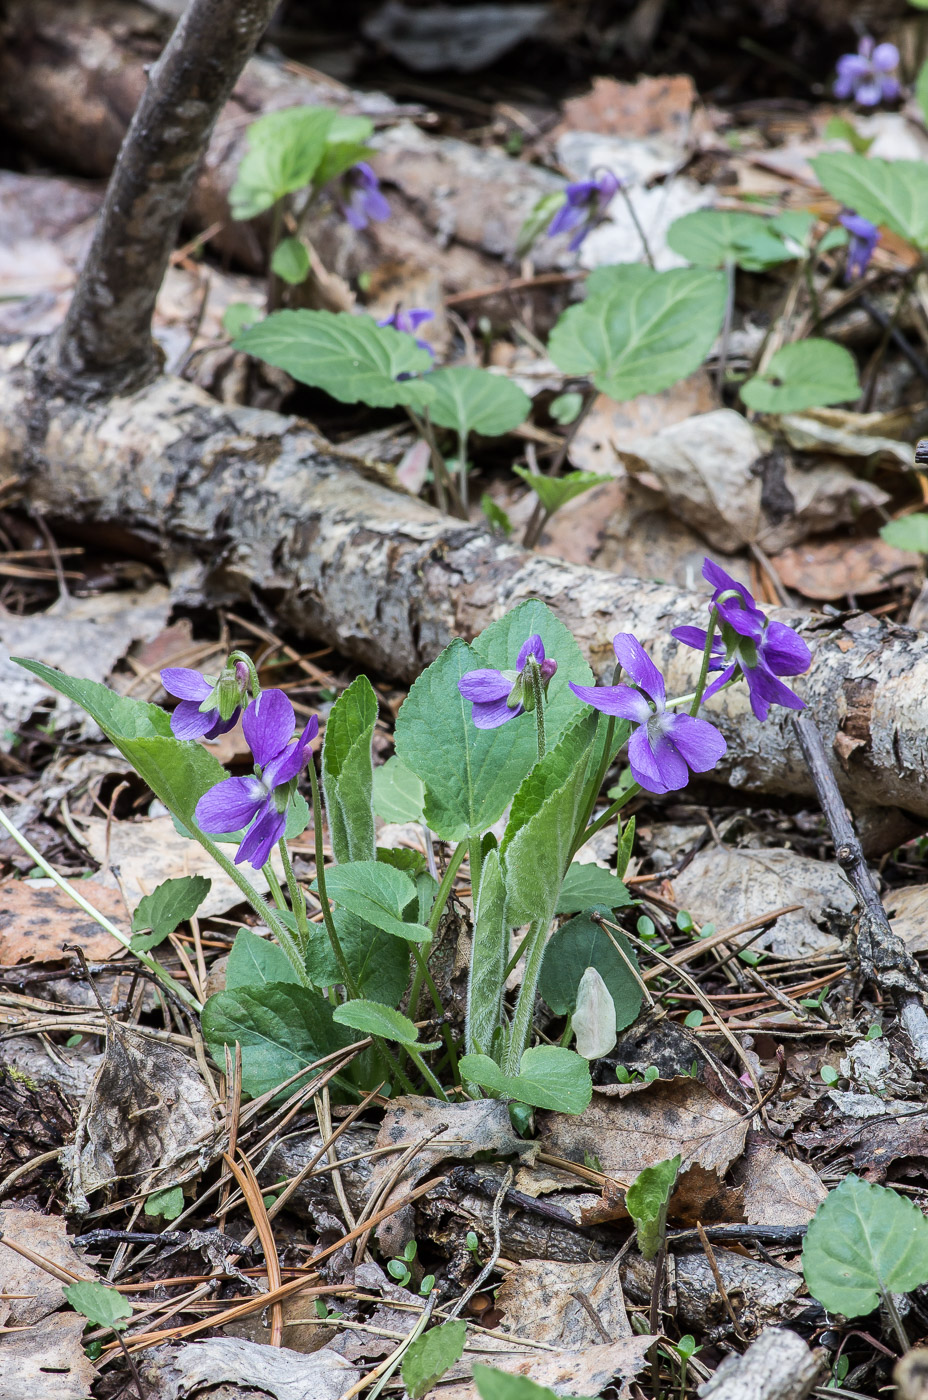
[3,355,928,819]
[698,1327,822,1400]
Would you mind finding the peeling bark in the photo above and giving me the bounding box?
[2,353,928,819]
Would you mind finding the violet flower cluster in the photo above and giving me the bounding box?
[458,634,557,729]
[834,37,900,107]
[338,162,390,230]
[839,211,880,281]
[548,169,622,251]
[195,689,318,868]
[457,558,811,797]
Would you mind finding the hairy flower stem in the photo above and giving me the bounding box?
[527,658,546,759]
[407,840,467,1027]
[278,837,312,955]
[690,608,720,717]
[407,1046,449,1101]
[504,916,549,1075]
[258,858,307,981]
[572,783,640,858]
[308,760,360,999]
[0,808,202,1012]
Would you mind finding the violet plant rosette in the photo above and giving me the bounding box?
[457,633,557,730]
[671,559,811,723]
[195,688,318,869]
[569,634,727,795]
[161,659,251,741]
[547,169,622,251]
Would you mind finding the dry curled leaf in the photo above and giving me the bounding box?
[494,1256,632,1348]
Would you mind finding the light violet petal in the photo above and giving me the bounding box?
[548,202,585,238]
[472,697,522,729]
[568,682,650,722]
[759,621,812,677]
[872,43,899,71]
[833,73,855,98]
[665,713,727,772]
[648,731,691,792]
[627,725,674,795]
[517,634,545,669]
[243,688,295,766]
[236,806,286,869]
[855,81,882,106]
[610,634,665,705]
[836,53,871,80]
[161,667,212,701]
[170,701,216,741]
[195,776,266,834]
[459,669,511,703]
[879,76,900,101]
[671,625,711,652]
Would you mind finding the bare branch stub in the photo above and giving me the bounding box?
[45,0,278,399]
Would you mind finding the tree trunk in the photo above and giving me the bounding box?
[43,0,279,397]
[3,350,928,821]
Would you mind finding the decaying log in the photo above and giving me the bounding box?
[2,353,928,819]
[697,1328,822,1400]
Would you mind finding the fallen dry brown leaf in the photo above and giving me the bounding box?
[0,1210,96,1326]
[0,879,125,963]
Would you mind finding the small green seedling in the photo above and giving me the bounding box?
[388,1238,418,1287]
[625,1154,681,1260]
[820,1065,839,1086]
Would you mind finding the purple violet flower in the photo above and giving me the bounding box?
[194,688,318,868]
[378,305,435,354]
[338,161,390,230]
[547,169,622,251]
[671,559,812,723]
[161,661,250,742]
[834,37,900,107]
[839,211,880,281]
[458,634,557,730]
[569,634,726,796]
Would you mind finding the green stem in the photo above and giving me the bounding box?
[308,761,360,999]
[457,428,469,514]
[528,658,546,760]
[573,712,616,857]
[690,608,720,717]
[266,197,283,311]
[558,1014,573,1048]
[571,784,640,859]
[407,1045,449,1101]
[468,838,483,905]
[263,860,288,912]
[278,837,311,954]
[505,916,549,1075]
[408,840,467,1026]
[0,808,201,1012]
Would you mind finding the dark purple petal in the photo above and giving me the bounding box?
[703,663,738,701]
[243,689,295,767]
[471,697,522,729]
[759,621,812,677]
[459,669,512,703]
[170,701,219,741]
[671,625,711,652]
[567,222,592,252]
[263,715,319,788]
[611,634,665,705]
[236,806,286,869]
[516,634,545,670]
[569,681,651,723]
[745,666,805,722]
[203,709,241,740]
[702,558,761,616]
[161,667,212,702]
[195,776,266,834]
[664,713,727,772]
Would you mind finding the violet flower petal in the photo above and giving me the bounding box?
[568,681,651,723]
[195,776,266,834]
[161,667,213,702]
[203,710,241,741]
[627,724,679,794]
[703,663,738,702]
[263,715,319,788]
[236,806,286,869]
[547,202,586,238]
[459,669,512,703]
[665,712,727,772]
[471,697,523,729]
[745,666,805,722]
[516,634,546,670]
[760,621,812,677]
[611,634,665,705]
[872,42,900,71]
[243,689,296,767]
[855,80,883,106]
[170,701,221,742]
